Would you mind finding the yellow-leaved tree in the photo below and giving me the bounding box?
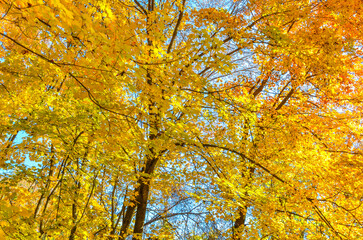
[0,0,363,239]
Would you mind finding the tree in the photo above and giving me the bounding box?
[0,0,363,239]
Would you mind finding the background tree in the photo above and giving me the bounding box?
[0,0,363,239]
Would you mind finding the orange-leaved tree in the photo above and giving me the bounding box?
[0,0,363,239]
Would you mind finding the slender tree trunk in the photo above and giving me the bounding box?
[132,176,152,239]
[132,156,158,239]
[123,1,161,238]
[119,200,137,238]
[233,166,255,239]
[69,169,81,240]
[233,206,248,239]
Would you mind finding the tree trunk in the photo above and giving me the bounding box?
[233,206,248,239]
[132,156,158,239]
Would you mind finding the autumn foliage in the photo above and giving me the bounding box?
[0,0,363,239]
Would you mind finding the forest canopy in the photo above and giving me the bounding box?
[0,0,363,239]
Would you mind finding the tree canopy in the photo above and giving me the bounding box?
[1,0,363,239]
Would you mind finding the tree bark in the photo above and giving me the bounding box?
[233,206,248,239]
[132,156,158,239]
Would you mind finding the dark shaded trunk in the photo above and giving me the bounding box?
[233,206,248,239]
[69,225,77,240]
[132,178,152,239]
[119,197,137,238]
[132,155,158,239]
